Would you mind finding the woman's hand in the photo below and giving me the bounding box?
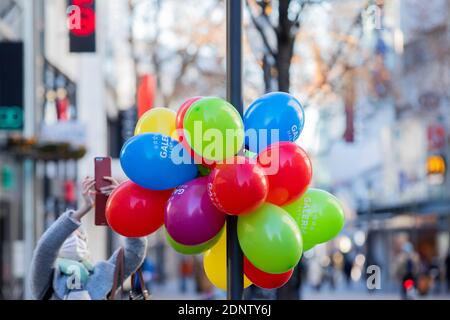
[99,176,120,196]
[73,177,96,221]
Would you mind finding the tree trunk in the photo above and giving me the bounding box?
[276,0,294,92]
[276,38,294,92]
[262,54,273,92]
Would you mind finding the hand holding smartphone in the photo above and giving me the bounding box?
[94,157,112,226]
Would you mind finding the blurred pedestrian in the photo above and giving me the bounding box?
[192,256,214,299]
[30,177,147,300]
[445,251,450,293]
[394,242,419,299]
[308,257,323,291]
[325,255,336,290]
[297,258,307,299]
[343,253,353,287]
[179,256,194,293]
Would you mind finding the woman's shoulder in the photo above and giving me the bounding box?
[85,260,117,299]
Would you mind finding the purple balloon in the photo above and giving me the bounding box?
[165,176,226,245]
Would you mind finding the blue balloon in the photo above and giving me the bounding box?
[244,92,305,153]
[120,133,198,190]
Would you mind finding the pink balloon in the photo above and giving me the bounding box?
[165,177,226,246]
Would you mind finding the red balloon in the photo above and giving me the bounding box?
[208,156,268,215]
[106,180,172,237]
[257,142,312,206]
[244,257,294,289]
[176,96,202,131]
[175,97,216,168]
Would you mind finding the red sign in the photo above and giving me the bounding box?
[137,74,156,117]
[68,0,96,52]
[69,0,96,37]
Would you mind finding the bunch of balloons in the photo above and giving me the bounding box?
[106,92,345,291]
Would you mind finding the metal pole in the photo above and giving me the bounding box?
[226,0,244,300]
[22,0,39,299]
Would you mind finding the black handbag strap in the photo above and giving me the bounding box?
[42,283,54,300]
[130,267,151,300]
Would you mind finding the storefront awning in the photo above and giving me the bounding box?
[357,199,450,216]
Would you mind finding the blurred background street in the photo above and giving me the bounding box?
[1,0,450,300]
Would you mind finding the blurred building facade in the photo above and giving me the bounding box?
[309,0,450,293]
[0,0,187,299]
[1,0,106,299]
[1,0,46,299]
[1,0,450,300]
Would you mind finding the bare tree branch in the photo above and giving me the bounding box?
[165,49,200,105]
[246,0,277,57]
[303,0,371,105]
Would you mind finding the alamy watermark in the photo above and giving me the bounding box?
[366,264,381,290]
[364,4,384,30]
[165,122,282,175]
[66,2,95,35]
[66,5,81,31]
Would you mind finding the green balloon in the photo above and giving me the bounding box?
[183,97,244,162]
[238,203,303,274]
[283,188,345,246]
[303,242,315,251]
[166,228,223,255]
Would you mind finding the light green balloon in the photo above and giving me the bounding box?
[303,242,315,251]
[166,228,223,255]
[238,203,303,274]
[283,188,345,246]
[183,97,244,162]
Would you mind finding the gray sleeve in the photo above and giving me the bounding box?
[29,210,81,299]
[108,237,148,281]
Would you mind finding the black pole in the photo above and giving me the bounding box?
[226,0,244,300]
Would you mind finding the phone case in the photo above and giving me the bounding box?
[95,193,109,226]
[94,157,112,191]
[94,157,112,226]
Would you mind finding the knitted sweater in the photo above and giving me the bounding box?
[29,210,147,300]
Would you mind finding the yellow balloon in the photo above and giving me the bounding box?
[203,231,252,290]
[134,107,176,136]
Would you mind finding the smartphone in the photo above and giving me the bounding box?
[95,193,109,226]
[94,157,112,226]
[95,157,112,191]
